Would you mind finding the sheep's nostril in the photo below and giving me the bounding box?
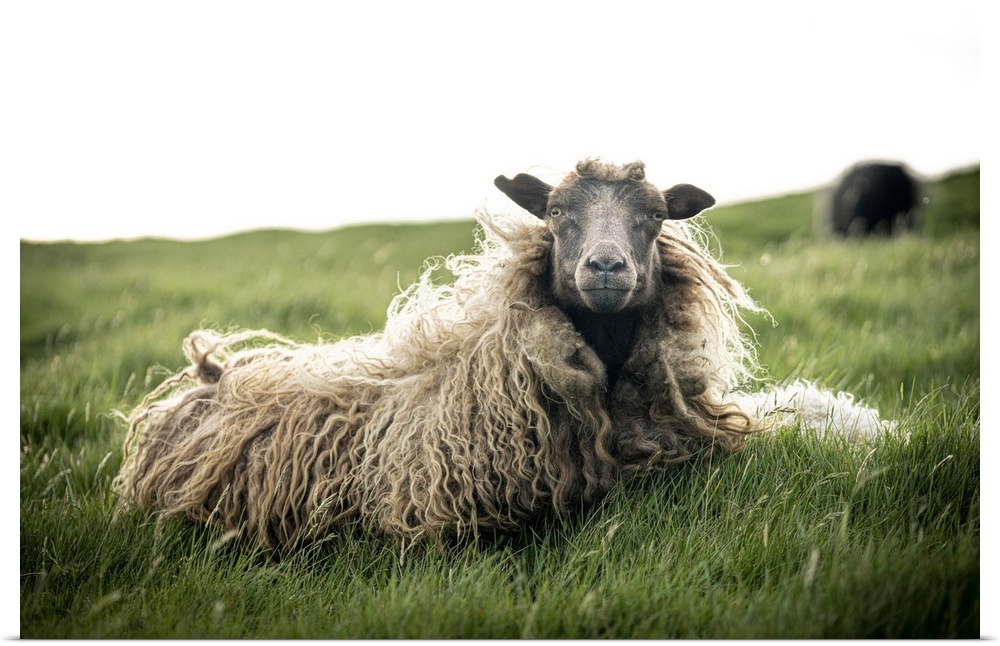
[587,256,626,274]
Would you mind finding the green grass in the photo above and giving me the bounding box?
[20,167,979,638]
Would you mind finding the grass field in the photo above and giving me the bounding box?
[19,167,980,638]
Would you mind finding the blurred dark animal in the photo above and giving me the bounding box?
[827,161,921,236]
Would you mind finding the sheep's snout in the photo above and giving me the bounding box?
[575,241,638,313]
[586,251,626,275]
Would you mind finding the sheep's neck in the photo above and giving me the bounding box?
[568,310,641,394]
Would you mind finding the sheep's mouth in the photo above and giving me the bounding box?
[580,287,632,313]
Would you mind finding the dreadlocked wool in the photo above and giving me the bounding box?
[114,210,886,552]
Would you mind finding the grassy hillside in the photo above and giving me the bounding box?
[19,167,979,638]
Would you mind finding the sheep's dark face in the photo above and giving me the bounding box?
[495,161,715,315]
[544,178,666,314]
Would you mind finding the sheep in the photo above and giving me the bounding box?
[115,159,889,553]
[826,161,922,236]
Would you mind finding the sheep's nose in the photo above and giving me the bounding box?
[587,254,626,274]
[584,240,630,276]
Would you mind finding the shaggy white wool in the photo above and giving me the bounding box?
[733,380,894,441]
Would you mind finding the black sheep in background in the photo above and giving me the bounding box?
[827,161,922,236]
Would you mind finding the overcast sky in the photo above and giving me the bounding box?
[5,0,984,242]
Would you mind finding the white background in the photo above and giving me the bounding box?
[4,0,983,242]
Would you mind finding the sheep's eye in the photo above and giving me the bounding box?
[652,210,667,222]
[548,206,563,218]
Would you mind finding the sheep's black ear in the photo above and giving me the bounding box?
[663,184,716,220]
[494,173,553,220]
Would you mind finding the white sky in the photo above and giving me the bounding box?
[4,0,984,242]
